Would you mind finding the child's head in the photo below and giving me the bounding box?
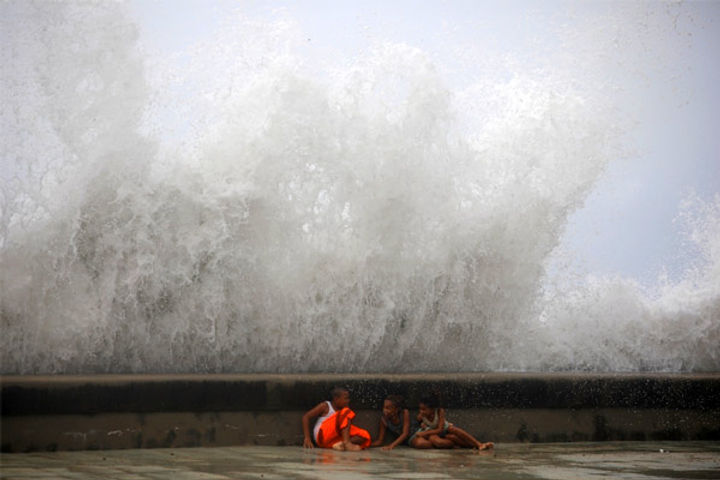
[330,386,350,409]
[418,393,440,417]
[382,395,404,417]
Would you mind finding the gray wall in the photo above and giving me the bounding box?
[2,373,719,452]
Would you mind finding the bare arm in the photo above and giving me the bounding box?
[302,402,328,448]
[370,418,387,447]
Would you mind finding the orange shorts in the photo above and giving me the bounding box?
[315,407,371,449]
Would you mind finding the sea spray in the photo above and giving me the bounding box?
[1,1,717,373]
[538,194,720,371]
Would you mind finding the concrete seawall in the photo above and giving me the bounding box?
[2,373,719,452]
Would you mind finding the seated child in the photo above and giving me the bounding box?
[302,386,371,451]
[409,394,494,452]
[370,394,410,450]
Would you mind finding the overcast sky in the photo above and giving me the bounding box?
[129,0,720,286]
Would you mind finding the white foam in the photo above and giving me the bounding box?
[1,2,717,373]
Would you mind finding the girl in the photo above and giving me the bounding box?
[409,394,494,452]
[371,395,411,450]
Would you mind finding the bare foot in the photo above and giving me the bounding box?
[344,442,362,451]
[476,442,494,451]
[332,441,345,451]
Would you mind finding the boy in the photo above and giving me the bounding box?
[302,386,371,450]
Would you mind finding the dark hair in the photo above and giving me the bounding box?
[330,386,349,399]
[419,393,440,409]
[386,394,405,409]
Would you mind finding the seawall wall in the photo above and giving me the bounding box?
[2,373,718,452]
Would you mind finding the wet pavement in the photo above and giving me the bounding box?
[1,442,719,479]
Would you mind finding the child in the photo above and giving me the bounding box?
[370,395,410,450]
[302,386,371,451]
[409,394,494,452]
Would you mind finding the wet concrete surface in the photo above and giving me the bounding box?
[1,442,719,479]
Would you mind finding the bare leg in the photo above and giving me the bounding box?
[447,425,494,451]
[410,436,433,449]
[444,433,464,448]
[334,408,363,451]
[445,428,474,447]
[429,434,455,449]
[341,425,362,451]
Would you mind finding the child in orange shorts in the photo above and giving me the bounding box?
[302,386,371,451]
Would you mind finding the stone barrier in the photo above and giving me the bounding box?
[2,373,718,452]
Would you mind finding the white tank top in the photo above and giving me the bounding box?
[313,401,336,441]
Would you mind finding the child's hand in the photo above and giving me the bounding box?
[303,437,314,448]
[381,445,395,451]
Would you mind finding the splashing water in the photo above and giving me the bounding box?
[1,1,718,374]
